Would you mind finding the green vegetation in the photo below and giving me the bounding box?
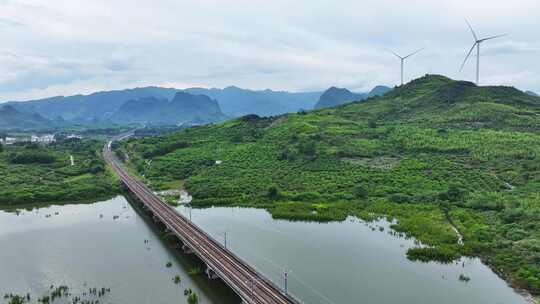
[0,138,119,206]
[459,274,471,282]
[3,294,29,304]
[5,285,111,304]
[184,288,199,304]
[188,266,202,276]
[119,75,540,295]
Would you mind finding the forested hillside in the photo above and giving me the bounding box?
[118,75,540,295]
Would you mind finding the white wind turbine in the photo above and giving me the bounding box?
[460,19,506,85]
[391,48,424,86]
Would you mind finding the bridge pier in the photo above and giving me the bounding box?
[182,244,193,254]
[205,266,219,280]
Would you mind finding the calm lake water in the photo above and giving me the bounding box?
[0,196,529,304]
[0,196,239,304]
[176,205,529,304]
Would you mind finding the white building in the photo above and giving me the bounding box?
[66,134,82,140]
[4,137,17,145]
[31,134,56,144]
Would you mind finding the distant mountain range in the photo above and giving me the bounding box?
[112,92,225,125]
[5,87,178,123]
[526,91,539,97]
[1,84,391,129]
[314,85,392,109]
[184,86,322,117]
[0,105,57,130]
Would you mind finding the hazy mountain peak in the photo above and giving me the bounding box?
[314,87,366,109]
[0,104,18,114]
[368,85,392,97]
[184,86,322,116]
[0,105,54,130]
[111,91,224,125]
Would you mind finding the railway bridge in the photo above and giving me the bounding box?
[104,140,301,304]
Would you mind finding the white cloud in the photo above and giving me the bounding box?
[0,0,539,100]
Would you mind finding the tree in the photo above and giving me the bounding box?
[267,185,279,199]
[354,185,368,199]
[439,184,466,202]
[298,140,317,159]
[187,292,199,304]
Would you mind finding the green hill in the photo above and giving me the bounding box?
[118,75,540,295]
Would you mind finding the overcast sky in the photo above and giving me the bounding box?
[0,0,539,101]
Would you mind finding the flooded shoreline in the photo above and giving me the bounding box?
[0,196,532,304]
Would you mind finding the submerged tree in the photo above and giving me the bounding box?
[187,292,199,304]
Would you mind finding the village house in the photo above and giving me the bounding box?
[66,134,83,140]
[3,137,17,145]
[31,134,56,144]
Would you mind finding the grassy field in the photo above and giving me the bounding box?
[117,75,540,295]
[0,138,119,207]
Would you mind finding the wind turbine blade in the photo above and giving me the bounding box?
[479,34,507,42]
[465,18,478,41]
[385,49,403,59]
[460,43,477,71]
[404,48,425,59]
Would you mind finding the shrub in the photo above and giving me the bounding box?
[8,151,55,164]
[506,228,527,241]
[290,191,321,201]
[439,184,466,202]
[501,208,525,223]
[353,185,368,199]
[389,193,411,204]
[298,140,317,159]
[187,292,199,304]
[466,192,505,211]
[142,141,190,158]
[267,185,279,199]
[406,247,460,263]
[279,147,297,161]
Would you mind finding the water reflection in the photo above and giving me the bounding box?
[176,205,529,304]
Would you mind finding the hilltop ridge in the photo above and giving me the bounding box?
[335,74,540,131]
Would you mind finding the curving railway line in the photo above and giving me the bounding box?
[104,138,301,304]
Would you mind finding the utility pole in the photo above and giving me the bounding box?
[283,269,291,295]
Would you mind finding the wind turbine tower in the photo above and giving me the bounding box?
[460,19,506,85]
[391,48,424,86]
